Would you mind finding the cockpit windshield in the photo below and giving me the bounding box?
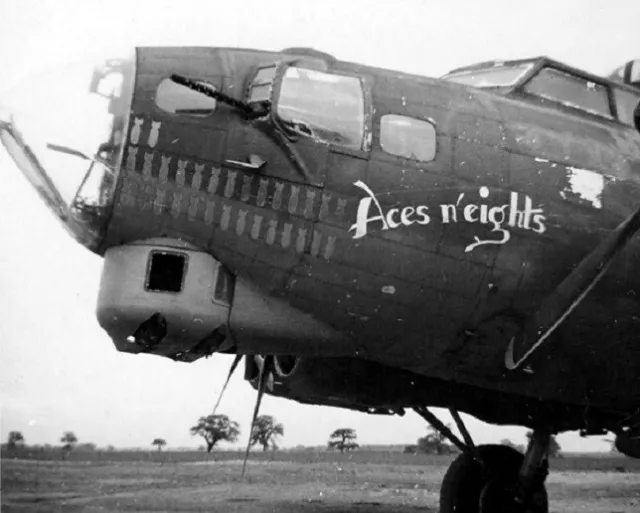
[441,63,534,88]
[276,67,364,150]
[0,51,134,251]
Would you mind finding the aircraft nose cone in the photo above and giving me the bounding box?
[0,50,136,249]
[0,51,135,200]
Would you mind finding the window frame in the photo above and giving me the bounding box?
[272,63,372,154]
[441,63,535,89]
[518,66,614,120]
[144,250,189,295]
[379,114,438,163]
[246,65,277,105]
[611,86,640,128]
[154,77,218,117]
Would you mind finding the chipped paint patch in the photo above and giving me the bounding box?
[562,167,604,209]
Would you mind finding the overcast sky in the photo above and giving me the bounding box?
[1,0,638,452]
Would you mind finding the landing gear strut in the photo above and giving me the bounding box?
[414,408,550,513]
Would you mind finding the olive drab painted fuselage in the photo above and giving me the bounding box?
[3,46,640,435]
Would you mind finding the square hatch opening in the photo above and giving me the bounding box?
[146,252,187,293]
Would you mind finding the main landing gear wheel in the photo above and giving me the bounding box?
[440,444,548,513]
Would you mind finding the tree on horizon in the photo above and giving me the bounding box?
[417,424,453,455]
[152,438,167,452]
[7,431,25,449]
[328,428,359,453]
[250,415,284,451]
[190,414,240,453]
[60,432,78,452]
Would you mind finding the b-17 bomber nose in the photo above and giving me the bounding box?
[0,50,135,252]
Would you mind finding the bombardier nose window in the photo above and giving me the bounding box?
[0,52,134,250]
[276,67,364,150]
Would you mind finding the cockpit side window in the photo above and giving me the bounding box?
[276,67,365,150]
[247,66,276,104]
[380,115,436,162]
[441,63,534,88]
[524,67,612,118]
[155,78,217,116]
[612,87,640,128]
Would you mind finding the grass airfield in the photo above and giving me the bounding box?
[2,451,640,512]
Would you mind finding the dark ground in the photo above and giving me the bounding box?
[2,453,640,512]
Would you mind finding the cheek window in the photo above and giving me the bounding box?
[155,78,217,116]
[380,115,436,162]
[248,66,276,104]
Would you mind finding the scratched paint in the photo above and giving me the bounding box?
[561,166,604,209]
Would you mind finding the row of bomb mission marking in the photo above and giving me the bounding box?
[119,176,336,261]
[221,207,337,260]
[125,145,348,222]
[130,117,161,147]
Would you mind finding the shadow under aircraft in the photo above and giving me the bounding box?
[2,46,640,512]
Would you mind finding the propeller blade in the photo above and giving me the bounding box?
[211,354,242,416]
[241,355,274,479]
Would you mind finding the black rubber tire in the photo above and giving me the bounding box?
[439,444,548,513]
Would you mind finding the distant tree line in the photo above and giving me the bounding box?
[3,416,567,459]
